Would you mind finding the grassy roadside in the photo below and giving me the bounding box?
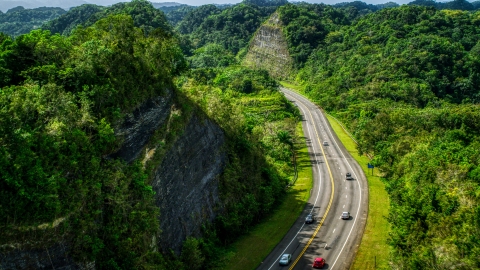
[221,121,313,270]
[280,81,391,269]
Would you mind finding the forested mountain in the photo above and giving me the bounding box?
[0,6,65,37]
[0,0,298,269]
[41,4,104,36]
[0,0,87,12]
[294,5,480,268]
[408,0,475,10]
[42,0,172,36]
[161,5,197,27]
[3,0,480,269]
[175,1,283,55]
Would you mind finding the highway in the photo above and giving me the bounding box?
[256,88,369,270]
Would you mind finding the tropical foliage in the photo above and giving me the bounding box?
[0,1,300,268]
[176,65,299,268]
[296,5,480,268]
[0,6,65,37]
[0,14,185,268]
[42,0,173,36]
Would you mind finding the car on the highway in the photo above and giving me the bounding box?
[346,172,353,180]
[312,257,325,268]
[279,254,291,266]
[341,211,350,220]
[323,141,328,146]
[305,214,315,224]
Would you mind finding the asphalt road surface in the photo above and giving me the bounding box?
[256,88,369,270]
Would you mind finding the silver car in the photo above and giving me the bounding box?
[279,254,292,266]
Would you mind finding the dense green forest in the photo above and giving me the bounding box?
[0,0,298,269]
[295,5,480,269]
[3,0,480,269]
[0,13,181,268]
[43,1,173,36]
[0,6,65,37]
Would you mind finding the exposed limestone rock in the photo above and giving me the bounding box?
[244,12,294,79]
[152,114,226,254]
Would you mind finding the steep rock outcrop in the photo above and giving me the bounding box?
[152,114,226,254]
[0,243,90,270]
[1,90,226,268]
[110,89,173,163]
[244,12,293,79]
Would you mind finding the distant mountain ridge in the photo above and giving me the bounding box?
[0,0,88,12]
[0,1,184,12]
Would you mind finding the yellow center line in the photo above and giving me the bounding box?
[288,95,335,270]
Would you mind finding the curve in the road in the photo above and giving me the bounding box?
[286,92,336,270]
[281,88,366,270]
[266,97,326,270]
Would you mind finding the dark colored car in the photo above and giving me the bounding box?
[312,257,325,268]
[323,141,328,146]
[305,214,315,224]
[279,254,291,266]
[341,211,350,220]
[346,172,353,180]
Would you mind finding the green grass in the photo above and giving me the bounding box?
[325,115,391,270]
[279,81,391,269]
[221,121,313,270]
[280,81,302,92]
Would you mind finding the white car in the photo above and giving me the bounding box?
[279,253,292,266]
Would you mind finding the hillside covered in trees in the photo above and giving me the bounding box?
[0,6,65,37]
[0,0,299,269]
[294,5,480,269]
[2,0,480,269]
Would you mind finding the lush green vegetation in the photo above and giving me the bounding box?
[1,1,301,269]
[41,4,104,36]
[173,0,285,55]
[0,6,65,37]
[5,0,480,269]
[294,5,480,268]
[177,66,299,250]
[42,0,173,36]
[409,0,475,10]
[221,120,312,270]
[0,13,186,268]
[277,4,351,68]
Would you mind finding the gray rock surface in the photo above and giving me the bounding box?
[110,90,173,163]
[0,243,93,270]
[153,115,226,254]
[244,12,294,79]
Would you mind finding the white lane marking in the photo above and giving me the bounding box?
[283,89,363,270]
[343,205,345,208]
[267,93,325,270]
[333,229,336,234]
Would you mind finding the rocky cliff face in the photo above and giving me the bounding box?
[110,89,173,163]
[244,12,294,79]
[1,90,226,268]
[153,114,226,254]
[0,243,89,270]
